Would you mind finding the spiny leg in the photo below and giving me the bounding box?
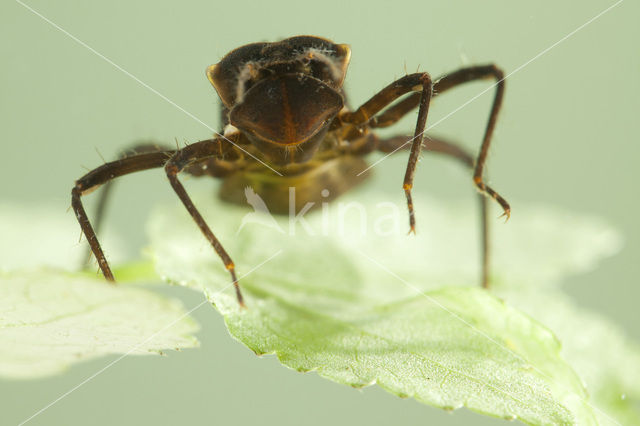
[72,137,245,304]
[72,150,175,280]
[83,142,171,266]
[368,65,510,219]
[340,72,434,233]
[438,66,510,219]
[164,139,245,306]
[375,134,492,288]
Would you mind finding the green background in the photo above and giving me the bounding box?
[1,0,638,424]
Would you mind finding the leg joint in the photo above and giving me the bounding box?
[487,64,505,81]
[164,161,180,176]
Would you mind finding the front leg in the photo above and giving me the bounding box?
[72,150,175,281]
[84,142,172,266]
[341,72,434,233]
[72,137,245,305]
[364,65,511,220]
[164,139,245,306]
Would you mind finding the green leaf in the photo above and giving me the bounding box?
[345,200,622,289]
[490,206,622,288]
[0,269,199,379]
[148,189,603,425]
[0,202,128,272]
[498,287,640,426]
[111,259,162,283]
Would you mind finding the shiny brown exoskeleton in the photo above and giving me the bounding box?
[72,36,510,306]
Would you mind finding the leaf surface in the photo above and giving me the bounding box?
[148,190,609,424]
[0,269,199,379]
